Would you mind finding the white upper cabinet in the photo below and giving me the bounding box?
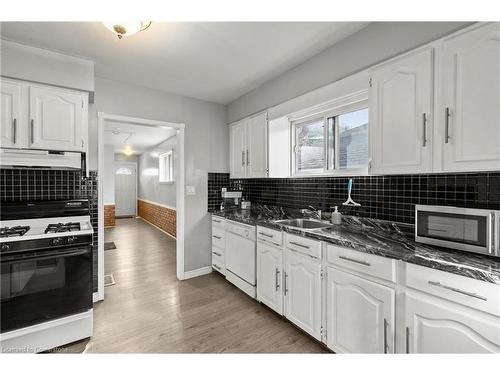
[284,249,322,340]
[229,112,268,178]
[370,47,433,174]
[29,85,86,152]
[326,267,395,353]
[257,243,283,315]
[438,22,500,172]
[405,290,500,353]
[1,80,25,148]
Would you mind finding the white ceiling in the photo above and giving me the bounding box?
[104,121,176,155]
[0,22,369,104]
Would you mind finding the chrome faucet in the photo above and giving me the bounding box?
[300,206,322,220]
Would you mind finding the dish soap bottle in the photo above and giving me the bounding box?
[331,206,342,225]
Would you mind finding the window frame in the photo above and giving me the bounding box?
[159,150,175,184]
[290,98,369,177]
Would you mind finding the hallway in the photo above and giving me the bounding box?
[67,218,327,353]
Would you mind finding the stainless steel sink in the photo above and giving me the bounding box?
[274,218,332,230]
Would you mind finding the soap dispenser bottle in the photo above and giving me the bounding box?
[331,206,342,225]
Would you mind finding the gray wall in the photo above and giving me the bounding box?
[227,22,471,122]
[88,77,228,272]
[138,135,177,208]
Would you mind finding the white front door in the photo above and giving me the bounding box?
[114,163,137,217]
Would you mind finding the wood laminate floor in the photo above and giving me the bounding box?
[63,218,328,353]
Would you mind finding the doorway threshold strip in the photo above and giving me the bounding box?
[104,274,116,287]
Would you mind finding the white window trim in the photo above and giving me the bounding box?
[159,150,175,184]
[290,93,369,177]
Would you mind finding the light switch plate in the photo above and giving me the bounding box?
[186,185,196,195]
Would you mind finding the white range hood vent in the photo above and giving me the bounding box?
[0,149,83,170]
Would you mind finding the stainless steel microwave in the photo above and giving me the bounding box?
[415,205,500,257]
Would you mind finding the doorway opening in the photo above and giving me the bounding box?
[96,113,185,302]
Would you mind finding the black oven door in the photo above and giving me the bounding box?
[1,245,93,333]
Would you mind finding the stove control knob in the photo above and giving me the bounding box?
[51,237,64,246]
[67,236,78,244]
[1,243,10,251]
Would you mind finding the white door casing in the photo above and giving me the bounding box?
[326,267,395,353]
[440,22,500,172]
[114,162,137,217]
[370,47,433,174]
[284,249,322,340]
[257,243,283,315]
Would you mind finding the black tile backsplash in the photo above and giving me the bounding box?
[0,168,99,293]
[208,172,500,224]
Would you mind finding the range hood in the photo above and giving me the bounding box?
[0,148,83,170]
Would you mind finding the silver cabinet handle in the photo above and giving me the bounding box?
[241,150,245,167]
[212,251,222,256]
[212,235,222,240]
[213,219,222,223]
[258,232,273,238]
[428,281,487,301]
[289,241,309,249]
[444,107,450,144]
[422,113,427,147]
[405,327,410,354]
[246,149,250,165]
[275,268,280,291]
[213,264,221,271]
[339,255,370,267]
[383,318,389,354]
[284,272,288,296]
[30,119,34,144]
[12,118,17,144]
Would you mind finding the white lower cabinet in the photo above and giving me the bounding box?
[284,248,322,340]
[326,267,395,353]
[257,242,283,315]
[405,290,500,353]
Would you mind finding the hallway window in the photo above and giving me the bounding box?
[159,150,174,183]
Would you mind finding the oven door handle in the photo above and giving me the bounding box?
[1,247,91,263]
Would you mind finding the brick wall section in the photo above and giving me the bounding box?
[137,199,176,238]
[104,204,115,227]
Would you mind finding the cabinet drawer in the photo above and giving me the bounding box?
[212,215,225,228]
[406,263,500,317]
[212,227,225,249]
[285,233,321,259]
[257,226,283,247]
[326,244,396,282]
[212,254,226,275]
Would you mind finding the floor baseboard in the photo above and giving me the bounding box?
[183,266,212,279]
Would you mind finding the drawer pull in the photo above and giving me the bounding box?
[212,251,222,256]
[427,281,487,301]
[289,248,318,259]
[213,264,221,271]
[275,268,280,291]
[212,235,222,239]
[258,232,273,238]
[339,255,371,267]
[289,241,309,249]
[213,219,222,223]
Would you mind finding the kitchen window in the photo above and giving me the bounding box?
[159,150,174,183]
[292,103,368,176]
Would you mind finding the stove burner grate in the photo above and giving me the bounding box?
[45,222,81,234]
[0,226,30,238]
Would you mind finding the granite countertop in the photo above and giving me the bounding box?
[210,204,500,285]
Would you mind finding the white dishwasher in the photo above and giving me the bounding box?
[225,220,256,298]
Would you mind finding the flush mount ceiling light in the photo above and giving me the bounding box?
[123,146,134,156]
[103,21,152,39]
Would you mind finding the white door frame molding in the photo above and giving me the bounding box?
[113,161,138,217]
[97,112,186,301]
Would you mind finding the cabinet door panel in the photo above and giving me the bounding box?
[405,291,500,353]
[257,243,283,315]
[370,48,433,174]
[29,86,83,151]
[230,121,247,178]
[327,267,395,353]
[284,250,321,340]
[1,80,23,148]
[441,23,500,172]
[247,113,268,177]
